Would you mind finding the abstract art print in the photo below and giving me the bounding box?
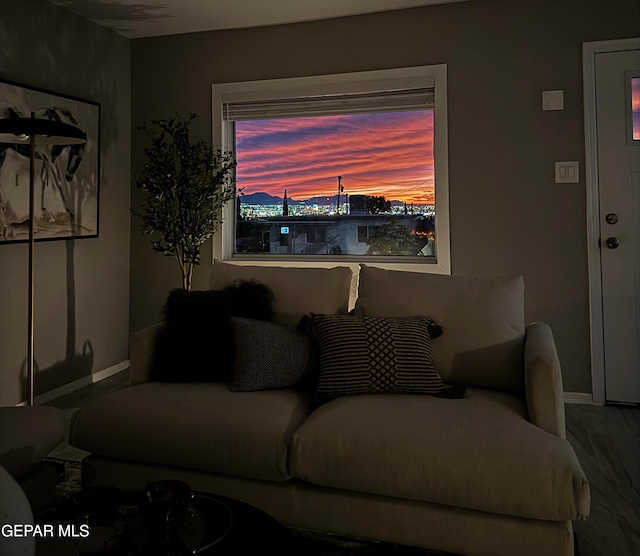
[0,79,100,243]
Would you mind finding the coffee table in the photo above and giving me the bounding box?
[36,485,295,555]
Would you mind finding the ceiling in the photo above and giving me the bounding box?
[47,0,469,39]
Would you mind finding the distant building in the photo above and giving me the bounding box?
[349,194,367,215]
[235,213,435,256]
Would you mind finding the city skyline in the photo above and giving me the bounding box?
[235,110,435,205]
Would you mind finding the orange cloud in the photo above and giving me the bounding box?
[633,77,640,110]
[235,111,435,204]
[633,77,640,141]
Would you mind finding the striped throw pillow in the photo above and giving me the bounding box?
[311,314,445,397]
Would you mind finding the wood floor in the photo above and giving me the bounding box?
[47,372,640,556]
[566,403,639,556]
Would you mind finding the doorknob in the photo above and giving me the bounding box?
[606,237,620,249]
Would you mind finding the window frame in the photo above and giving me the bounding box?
[212,64,450,274]
[626,71,640,145]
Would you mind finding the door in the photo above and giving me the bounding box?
[596,48,640,404]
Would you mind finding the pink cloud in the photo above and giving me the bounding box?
[235,111,435,204]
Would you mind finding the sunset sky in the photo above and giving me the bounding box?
[633,77,640,141]
[235,110,435,205]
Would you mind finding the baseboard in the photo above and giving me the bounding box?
[32,360,129,406]
[564,392,594,405]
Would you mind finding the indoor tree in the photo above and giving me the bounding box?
[133,113,236,290]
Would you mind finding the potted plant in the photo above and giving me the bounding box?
[133,113,236,290]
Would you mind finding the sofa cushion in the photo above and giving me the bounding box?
[288,388,590,521]
[210,260,353,325]
[310,314,446,397]
[69,382,315,482]
[355,265,525,392]
[152,280,274,382]
[230,318,312,391]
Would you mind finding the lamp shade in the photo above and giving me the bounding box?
[0,117,86,145]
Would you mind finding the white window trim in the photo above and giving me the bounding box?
[212,65,450,275]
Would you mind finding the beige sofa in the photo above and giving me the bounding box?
[70,261,590,556]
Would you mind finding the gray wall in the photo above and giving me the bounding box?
[130,0,638,394]
[0,0,131,405]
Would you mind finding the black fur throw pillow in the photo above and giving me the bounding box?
[152,279,274,382]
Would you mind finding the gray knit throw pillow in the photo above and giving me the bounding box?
[230,317,310,391]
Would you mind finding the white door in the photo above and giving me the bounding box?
[596,48,640,404]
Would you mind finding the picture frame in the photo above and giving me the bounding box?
[0,78,100,243]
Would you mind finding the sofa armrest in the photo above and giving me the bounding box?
[524,322,566,438]
[129,322,164,386]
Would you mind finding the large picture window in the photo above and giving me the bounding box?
[213,65,449,270]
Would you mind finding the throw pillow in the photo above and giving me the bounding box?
[230,318,313,391]
[310,314,446,398]
[152,280,274,383]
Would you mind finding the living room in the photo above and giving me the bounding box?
[0,0,636,406]
[0,0,638,555]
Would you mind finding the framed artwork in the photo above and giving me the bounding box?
[0,78,100,243]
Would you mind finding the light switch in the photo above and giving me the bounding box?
[555,161,579,183]
[543,90,564,111]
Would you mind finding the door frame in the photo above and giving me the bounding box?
[583,37,640,406]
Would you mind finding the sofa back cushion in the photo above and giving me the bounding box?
[355,265,525,392]
[210,260,353,324]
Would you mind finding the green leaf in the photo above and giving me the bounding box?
[132,113,236,288]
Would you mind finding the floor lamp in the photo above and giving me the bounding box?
[0,113,86,406]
